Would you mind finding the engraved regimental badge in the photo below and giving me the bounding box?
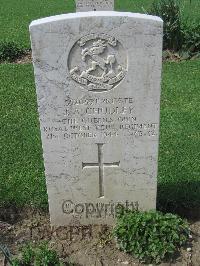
[68,33,128,92]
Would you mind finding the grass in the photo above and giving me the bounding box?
[0,64,47,208]
[0,0,199,48]
[115,0,200,20]
[0,60,199,210]
[0,0,74,49]
[158,59,200,210]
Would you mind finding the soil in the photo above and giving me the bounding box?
[0,52,32,65]
[13,52,32,64]
[0,207,199,266]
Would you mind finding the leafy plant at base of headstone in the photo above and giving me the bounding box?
[11,242,62,266]
[0,41,27,63]
[149,0,183,51]
[113,209,190,264]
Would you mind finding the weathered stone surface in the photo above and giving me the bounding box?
[30,12,163,226]
[76,0,114,12]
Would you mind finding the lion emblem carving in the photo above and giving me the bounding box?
[68,34,127,92]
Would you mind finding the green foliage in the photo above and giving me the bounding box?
[11,243,62,266]
[149,0,183,51]
[149,0,200,56]
[182,22,200,57]
[0,42,26,62]
[113,210,190,264]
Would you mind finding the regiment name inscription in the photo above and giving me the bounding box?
[42,96,158,141]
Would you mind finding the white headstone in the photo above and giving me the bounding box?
[76,0,114,12]
[30,11,163,226]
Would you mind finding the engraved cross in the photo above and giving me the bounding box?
[82,143,120,198]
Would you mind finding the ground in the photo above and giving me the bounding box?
[0,207,200,266]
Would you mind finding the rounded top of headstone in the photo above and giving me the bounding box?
[30,12,163,28]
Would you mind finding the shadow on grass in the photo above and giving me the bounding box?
[157,180,200,220]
